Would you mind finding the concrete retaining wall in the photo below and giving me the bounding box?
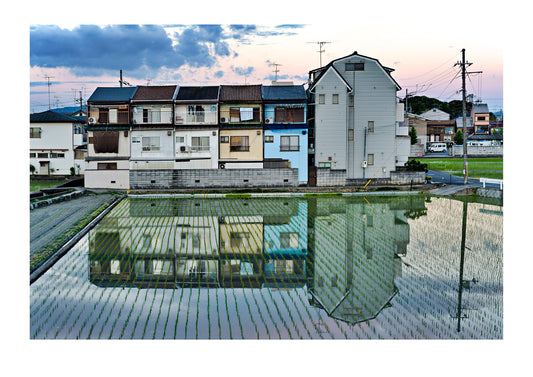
[477,187,503,199]
[451,145,503,157]
[318,169,425,187]
[130,168,299,189]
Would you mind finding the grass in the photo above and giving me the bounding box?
[30,179,63,192]
[414,157,503,180]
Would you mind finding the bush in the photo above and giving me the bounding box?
[70,167,76,176]
[30,164,36,175]
[403,159,428,172]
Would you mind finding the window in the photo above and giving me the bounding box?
[97,162,117,170]
[367,215,373,227]
[332,94,339,104]
[230,136,249,152]
[477,116,486,121]
[132,137,141,143]
[73,124,83,134]
[50,152,65,158]
[98,108,109,123]
[348,94,354,107]
[318,94,325,104]
[368,121,375,133]
[265,135,274,143]
[229,107,260,122]
[348,129,354,141]
[274,107,305,123]
[30,127,41,138]
[220,136,229,143]
[143,108,161,123]
[367,153,374,166]
[191,136,209,151]
[176,136,184,143]
[230,232,249,248]
[318,162,331,168]
[37,153,48,158]
[280,233,299,249]
[280,135,299,151]
[142,137,160,152]
[346,62,365,71]
[30,152,36,158]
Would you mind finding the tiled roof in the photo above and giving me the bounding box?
[468,134,502,140]
[30,110,84,123]
[88,87,137,103]
[132,85,177,101]
[426,120,456,126]
[261,85,307,101]
[219,85,262,102]
[175,86,219,101]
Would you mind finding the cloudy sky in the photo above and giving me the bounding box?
[26,1,512,114]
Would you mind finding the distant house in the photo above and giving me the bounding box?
[406,113,428,153]
[30,110,87,176]
[426,120,456,145]
[218,85,264,169]
[86,86,137,189]
[420,108,450,121]
[471,103,490,135]
[467,134,503,146]
[174,86,220,169]
[308,51,409,183]
[262,84,308,184]
[455,115,473,135]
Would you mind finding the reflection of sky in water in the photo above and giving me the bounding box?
[30,196,503,339]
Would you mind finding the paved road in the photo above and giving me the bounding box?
[30,193,117,259]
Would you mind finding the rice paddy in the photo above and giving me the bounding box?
[30,195,503,339]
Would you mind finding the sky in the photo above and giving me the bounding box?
[26,2,509,114]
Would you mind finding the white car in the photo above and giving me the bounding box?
[428,143,447,152]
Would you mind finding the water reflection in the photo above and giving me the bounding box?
[88,196,427,325]
[31,194,503,339]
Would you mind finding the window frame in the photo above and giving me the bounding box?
[142,136,161,152]
[191,136,210,152]
[367,153,374,166]
[230,136,250,152]
[264,135,274,143]
[30,127,41,138]
[368,121,375,133]
[318,94,325,104]
[280,135,300,152]
[332,94,339,104]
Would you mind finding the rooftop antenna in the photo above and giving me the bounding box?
[145,78,151,86]
[271,62,282,81]
[44,74,54,110]
[315,41,331,67]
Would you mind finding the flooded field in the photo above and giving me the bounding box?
[30,194,503,339]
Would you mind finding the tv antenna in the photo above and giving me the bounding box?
[271,62,282,81]
[44,74,54,110]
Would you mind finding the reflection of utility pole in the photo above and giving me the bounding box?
[455,201,468,332]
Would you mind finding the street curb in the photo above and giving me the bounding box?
[30,195,124,285]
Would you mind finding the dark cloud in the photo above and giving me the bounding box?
[214,71,224,78]
[30,24,233,79]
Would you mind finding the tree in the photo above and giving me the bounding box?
[409,126,418,145]
[454,129,463,145]
[30,164,36,175]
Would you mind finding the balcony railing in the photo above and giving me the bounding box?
[175,110,218,125]
[220,108,261,124]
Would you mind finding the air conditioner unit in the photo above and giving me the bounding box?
[220,117,226,123]
[219,163,225,169]
[265,117,273,124]
[180,146,186,152]
[361,161,368,168]
[88,117,96,124]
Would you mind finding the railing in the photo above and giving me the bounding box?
[219,108,261,124]
[479,178,503,189]
[175,110,218,125]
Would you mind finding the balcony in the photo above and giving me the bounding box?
[220,107,261,125]
[396,119,409,137]
[175,110,218,125]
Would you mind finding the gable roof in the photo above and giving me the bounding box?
[309,51,401,91]
[30,110,84,123]
[261,85,307,101]
[219,85,262,102]
[309,65,352,92]
[131,85,178,101]
[88,86,137,103]
[175,86,220,101]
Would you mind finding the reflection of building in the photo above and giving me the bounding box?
[308,196,424,324]
[89,197,308,289]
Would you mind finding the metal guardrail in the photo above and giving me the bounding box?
[479,178,503,189]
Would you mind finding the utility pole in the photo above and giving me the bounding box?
[119,70,131,87]
[316,42,330,67]
[455,49,472,184]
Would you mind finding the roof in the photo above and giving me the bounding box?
[261,85,307,101]
[131,85,178,101]
[175,86,220,101]
[88,87,137,103]
[30,110,84,123]
[309,51,401,91]
[309,65,352,92]
[473,103,490,114]
[426,120,456,126]
[219,85,262,102]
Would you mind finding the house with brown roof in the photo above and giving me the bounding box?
[472,103,490,135]
[218,85,264,169]
[129,85,178,172]
[174,86,220,169]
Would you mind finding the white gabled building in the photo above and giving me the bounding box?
[30,110,87,176]
[308,51,409,183]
